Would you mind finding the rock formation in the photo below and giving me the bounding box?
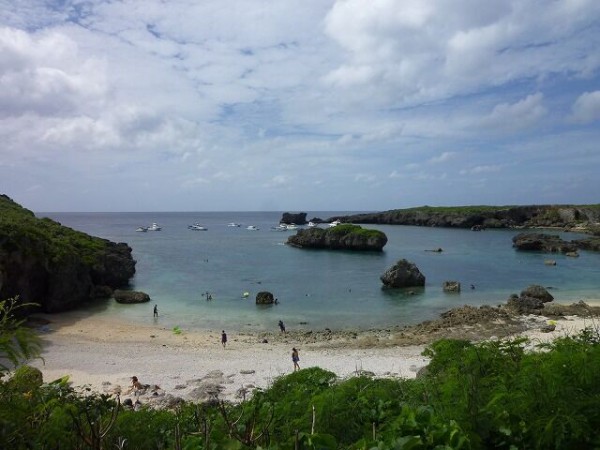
[287,225,387,251]
[114,290,150,304]
[443,281,461,292]
[280,212,308,225]
[0,194,136,313]
[331,205,600,231]
[380,259,425,288]
[256,291,275,305]
[506,285,554,314]
[512,233,578,253]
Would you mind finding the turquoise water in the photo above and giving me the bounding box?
[41,211,600,332]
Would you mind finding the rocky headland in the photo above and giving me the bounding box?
[330,204,600,231]
[0,195,136,312]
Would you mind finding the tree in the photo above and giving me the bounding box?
[0,297,42,373]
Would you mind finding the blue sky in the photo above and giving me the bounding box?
[1,0,599,212]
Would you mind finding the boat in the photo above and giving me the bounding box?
[228,222,241,227]
[246,225,259,231]
[328,220,341,227]
[135,226,148,232]
[147,223,162,231]
[307,221,318,228]
[286,223,299,230]
[188,223,207,231]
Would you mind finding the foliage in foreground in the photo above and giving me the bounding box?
[2,327,600,449]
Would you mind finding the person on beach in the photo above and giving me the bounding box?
[292,348,300,371]
[153,304,158,317]
[221,330,227,348]
[278,320,286,334]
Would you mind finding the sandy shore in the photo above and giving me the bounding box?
[24,305,600,407]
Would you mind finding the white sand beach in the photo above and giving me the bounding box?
[26,308,600,407]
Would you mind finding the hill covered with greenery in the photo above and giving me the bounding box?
[0,195,136,312]
[334,204,600,230]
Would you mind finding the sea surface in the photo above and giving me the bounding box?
[39,211,600,333]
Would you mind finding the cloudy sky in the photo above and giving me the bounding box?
[1,0,599,212]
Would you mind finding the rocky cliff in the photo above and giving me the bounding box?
[333,205,600,230]
[287,224,387,251]
[0,195,136,312]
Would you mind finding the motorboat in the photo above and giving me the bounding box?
[307,221,318,228]
[228,222,241,227]
[328,220,341,227]
[286,223,299,230]
[246,225,259,231]
[136,226,148,232]
[147,223,162,231]
[188,223,207,231]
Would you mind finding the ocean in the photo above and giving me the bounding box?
[39,211,600,333]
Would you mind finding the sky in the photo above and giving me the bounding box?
[1,0,599,212]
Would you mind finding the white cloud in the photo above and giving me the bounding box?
[429,151,456,164]
[1,0,599,211]
[479,93,547,131]
[570,91,600,124]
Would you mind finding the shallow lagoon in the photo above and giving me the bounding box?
[41,211,600,332]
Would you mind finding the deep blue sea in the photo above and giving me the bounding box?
[39,211,600,333]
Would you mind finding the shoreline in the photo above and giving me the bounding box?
[26,299,600,407]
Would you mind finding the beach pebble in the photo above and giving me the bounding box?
[240,369,255,375]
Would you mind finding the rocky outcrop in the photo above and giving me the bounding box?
[114,290,150,304]
[280,212,308,225]
[573,237,600,251]
[256,291,275,305]
[380,259,425,288]
[506,285,554,314]
[443,281,461,292]
[287,225,387,251]
[0,194,136,313]
[332,205,600,230]
[512,233,578,253]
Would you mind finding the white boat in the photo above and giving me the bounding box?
[329,220,341,228]
[286,223,299,230]
[188,223,207,231]
[228,222,241,227]
[307,221,318,228]
[246,225,259,231]
[136,226,148,232]
[147,223,162,231]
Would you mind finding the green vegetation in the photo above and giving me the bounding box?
[0,194,109,265]
[328,224,386,240]
[3,313,600,449]
[0,297,42,373]
[399,205,516,215]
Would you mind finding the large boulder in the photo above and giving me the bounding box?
[280,212,308,225]
[114,290,150,304]
[380,259,425,288]
[443,281,461,293]
[287,225,387,251]
[506,294,545,314]
[256,291,275,305]
[506,285,553,314]
[520,285,554,303]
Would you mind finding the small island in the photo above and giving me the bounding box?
[287,224,387,251]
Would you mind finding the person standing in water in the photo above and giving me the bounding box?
[153,304,158,317]
[292,348,300,371]
[221,330,227,348]
[278,320,286,334]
